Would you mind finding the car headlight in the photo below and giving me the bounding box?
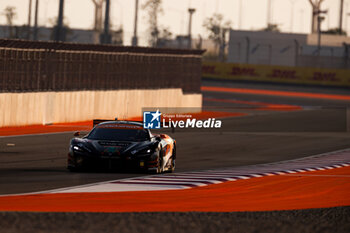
[73,145,83,151]
[131,148,152,155]
[72,144,91,153]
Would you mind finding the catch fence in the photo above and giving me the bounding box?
[0,39,204,93]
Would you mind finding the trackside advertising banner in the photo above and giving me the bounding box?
[203,61,350,88]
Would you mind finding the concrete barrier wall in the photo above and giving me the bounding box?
[0,89,202,127]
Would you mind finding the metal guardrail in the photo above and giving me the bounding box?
[0,39,204,93]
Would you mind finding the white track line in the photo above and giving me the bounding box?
[1,148,349,196]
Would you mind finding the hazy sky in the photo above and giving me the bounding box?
[0,0,347,45]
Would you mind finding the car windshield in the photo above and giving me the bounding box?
[87,124,149,141]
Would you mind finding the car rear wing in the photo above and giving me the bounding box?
[92,119,115,127]
[92,119,175,132]
[92,119,146,127]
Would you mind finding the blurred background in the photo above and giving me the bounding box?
[0,0,349,68]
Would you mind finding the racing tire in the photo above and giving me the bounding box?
[149,146,163,174]
[169,158,176,173]
[167,146,176,173]
[67,166,78,172]
[156,148,163,174]
[68,155,85,172]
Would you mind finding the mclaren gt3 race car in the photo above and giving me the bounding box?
[67,120,176,173]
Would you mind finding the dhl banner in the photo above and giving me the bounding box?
[202,61,350,88]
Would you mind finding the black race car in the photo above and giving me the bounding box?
[67,120,176,173]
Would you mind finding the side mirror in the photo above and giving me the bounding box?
[73,131,80,137]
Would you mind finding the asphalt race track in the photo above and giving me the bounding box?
[0,79,350,195]
[0,207,349,233]
[0,79,350,233]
